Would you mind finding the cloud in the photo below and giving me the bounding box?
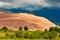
[0,1,11,7]
[0,0,60,10]
[0,0,13,3]
[46,0,60,7]
[46,0,60,3]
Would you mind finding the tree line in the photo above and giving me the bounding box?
[0,26,60,40]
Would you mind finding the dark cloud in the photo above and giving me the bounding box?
[0,0,13,3]
[46,0,60,3]
[45,0,60,7]
[49,0,60,2]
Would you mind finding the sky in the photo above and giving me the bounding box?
[0,0,60,25]
[0,0,60,10]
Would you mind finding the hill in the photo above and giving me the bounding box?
[0,7,60,26]
[0,12,57,31]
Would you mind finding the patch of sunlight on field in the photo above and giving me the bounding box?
[0,33,6,37]
[54,36,60,40]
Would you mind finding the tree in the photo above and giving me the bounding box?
[54,27,59,32]
[43,31,57,40]
[24,26,28,31]
[23,31,30,38]
[45,29,48,32]
[48,32,57,40]
[49,27,55,32]
[15,31,24,38]
[43,32,49,39]
[19,27,23,31]
[30,30,42,39]
[6,33,16,38]
[2,26,8,31]
[49,27,60,33]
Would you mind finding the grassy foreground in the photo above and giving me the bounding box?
[0,38,46,40]
[0,38,60,40]
[0,26,60,40]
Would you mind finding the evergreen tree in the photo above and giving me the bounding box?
[24,26,28,31]
[2,26,8,30]
[49,27,55,32]
[19,27,23,31]
[45,29,48,32]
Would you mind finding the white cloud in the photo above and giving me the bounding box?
[0,1,11,7]
[12,0,51,7]
[0,0,60,10]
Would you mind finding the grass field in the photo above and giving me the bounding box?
[0,27,60,40]
[0,38,47,40]
[0,38,60,40]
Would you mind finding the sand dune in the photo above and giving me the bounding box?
[0,12,57,31]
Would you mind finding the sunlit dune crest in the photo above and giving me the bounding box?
[0,12,57,31]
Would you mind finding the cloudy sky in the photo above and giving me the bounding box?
[0,0,60,10]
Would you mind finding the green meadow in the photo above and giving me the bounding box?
[0,26,60,40]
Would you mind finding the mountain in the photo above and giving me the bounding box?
[0,11,57,31]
